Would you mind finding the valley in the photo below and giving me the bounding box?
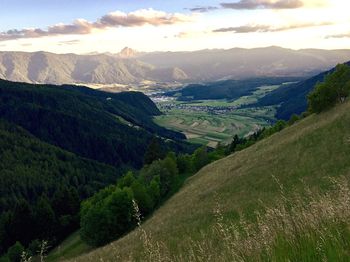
[65,69,350,262]
[1,1,350,261]
[152,82,289,147]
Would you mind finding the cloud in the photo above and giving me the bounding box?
[0,9,192,41]
[187,6,219,13]
[174,32,190,38]
[99,9,190,27]
[221,0,304,10]
[58,39,81,46]
[213,22,332,33]
[325,33,350,39]
[173,30,210,39]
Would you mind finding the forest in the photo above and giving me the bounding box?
[0,80,193,260]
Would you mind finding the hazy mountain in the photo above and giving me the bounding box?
[0,51,187,85]
[117,47,139,58]
[1,47,350,86]
[138,46,350,81]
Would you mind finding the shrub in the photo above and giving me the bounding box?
[6,242,24,262]
[80,187,135,247]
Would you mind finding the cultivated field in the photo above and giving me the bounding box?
[154,85,280,147]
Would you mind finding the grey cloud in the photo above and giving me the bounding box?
[214,25,271,33]
[213,22,332,33]
[0,9,191,41]
[325,33,350,39]
[187,6,219,13]
[221,0,304,10]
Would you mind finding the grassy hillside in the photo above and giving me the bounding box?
[69,99,350,261]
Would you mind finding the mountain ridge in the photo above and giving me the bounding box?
[1,47,350,86]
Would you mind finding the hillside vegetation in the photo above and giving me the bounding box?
[70,96,350,261]
[0,120,118,255]
[166,77,300,101]
[0,79,187,169]
[0,79,192,259]
[255,61,350,120]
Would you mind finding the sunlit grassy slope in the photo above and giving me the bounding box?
[69,100,350,261]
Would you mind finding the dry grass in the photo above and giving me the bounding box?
[66,101,350,261]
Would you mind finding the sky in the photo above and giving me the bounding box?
[0,0,349,53]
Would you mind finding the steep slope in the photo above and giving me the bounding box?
[0,79,188,169]
[255,61,350,120]
[0,119,119,253]
[71,99,350,261]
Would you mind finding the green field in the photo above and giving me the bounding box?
[154,85,280,147]
[154,108,275,147]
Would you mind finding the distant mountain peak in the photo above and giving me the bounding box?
[119,47,138,58]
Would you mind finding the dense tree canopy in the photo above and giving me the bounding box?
[0,120,119,255]
[308,64,350,113]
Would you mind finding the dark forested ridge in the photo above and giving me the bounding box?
[166,77,302,101]
[0,119,119,254]
[254,61,350,120]
[0,79,193,257]
[0,79,187,168]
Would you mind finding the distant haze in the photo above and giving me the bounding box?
[1,46,350,85]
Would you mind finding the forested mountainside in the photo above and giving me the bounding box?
[166,77,301,101]
[0,78,193,257]
[0,119,119,254]
[254,61,350,120]
[0,79,188,169]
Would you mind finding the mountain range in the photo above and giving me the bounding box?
[0,51,188,85]
[1,47,350,86]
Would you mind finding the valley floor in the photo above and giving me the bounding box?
[153,85,280,147]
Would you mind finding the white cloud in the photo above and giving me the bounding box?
[0,9,192,41]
